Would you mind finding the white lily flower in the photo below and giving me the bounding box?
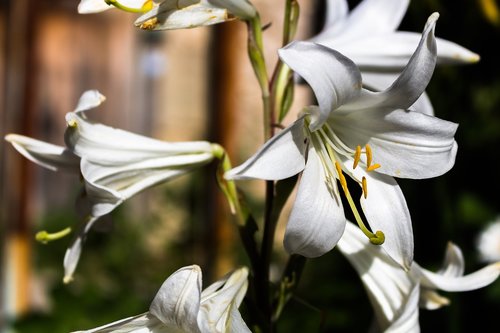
[226,14,458,269]
[338,221,500,332]
[5,90,216,282]
[134,0,256,31]
[78,0,155,14]
[311,0,480,115]
[73,265,251,333]
[476,217,500,263]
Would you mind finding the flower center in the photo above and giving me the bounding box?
[306,120,385,245]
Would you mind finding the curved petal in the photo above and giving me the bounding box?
[278,41,362,130]
[361,72,435,115]
[207,0,256,19]
[332,108,458,179]
[63,216,100,284]
[5,134,80,172]
[198,267,249,332]
[418,262,500,292]
[340,13,438,112]
[78,0,112,13]
[340,0,409,40]
[325,0,348,27]
[225,118,307,181]
[352,166,414,269]
[150,265,203,333]
[74,90,106,114]
[134,1,230,30]
[284,149,346,257]
[65,112,213,165]
[71,312,165,333]
[438,242,465,277]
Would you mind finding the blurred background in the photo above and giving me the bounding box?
[1,0,499,332]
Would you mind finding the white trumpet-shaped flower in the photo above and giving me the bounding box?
[73,265,251,333]
[310,0,480,115]
[338,221,500,332]
[226,14,458,269]
[134,0,256,31]
[5,90,216,282]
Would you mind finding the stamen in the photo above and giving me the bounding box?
[335,162,385,246]
[67,119,77,128]
[353,145,361,169]
[139,17,158,30]
[367,163,381,172]
[365,144,373,168]
[36,227,72,244]
[362,176,367,199]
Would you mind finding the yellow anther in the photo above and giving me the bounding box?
[141,0,154,11]
[140,17,158,30]
[67,119,78,128]
[365,144,373,168]
[367,163,381,172]
[35,227,72,244]
[362,176,368,199]
[335,162,347,190]
[353,145,361,169]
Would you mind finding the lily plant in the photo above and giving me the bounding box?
[310,0,479,115]
[226,13,457,270]
[338,221,500,332]
[5,90,218,282]
[73,265,251,333]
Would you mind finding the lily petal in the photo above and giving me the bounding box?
[65,112,213,165]
[338,0,409,41]
[63,216,100,284]
[78,0,113,13]
[71,312,164,333]
[284,149,346,257]
[225,118,307,181]
[418,262,500,292]
[332,108,458,179]
[207,0,256,19]
[5,134,80,172]
[134,1,230,30]
[438,242,465,277]
[278,41,362,131]
[325,0,348,27]
[352,166,414,269]
[150,265,203,333]
[384,284,420,333]
[74,90,106,114]
[341,13,438,112]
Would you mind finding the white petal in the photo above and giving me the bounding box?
[434,37,480,64]
[355,168,414,269]
[225,303,252,333]
[65,112,213,165]
[63,216,100,284]
[384,284,420,333]
[134,1,230,30]
[71,312,165,333]
[284,149,345,257]
[325,0,348,27]
[207,0,256,19]
[339,0,409,40]
[198,267,249,333]
[437,242,465,277]
[78,0,112,13]
[338,222,415,327]
[74,90,106,114]
[278,41,362,130]
[5,134,80,172]
[150,265,203,333]
[225,118,306,181]
[418,262,500,292]
[332,108,458,179]
[419,289,450,310]
[361,72,435,115]
[340,13,438,112]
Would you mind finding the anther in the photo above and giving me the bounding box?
[36,227,72,244]
[362,177,367,199]
[367,163,381,172]
[369,230,385,245]
[335,162,347,190]
[365,144,373,168]
[353,145,361,169]
[67,119,77,128]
